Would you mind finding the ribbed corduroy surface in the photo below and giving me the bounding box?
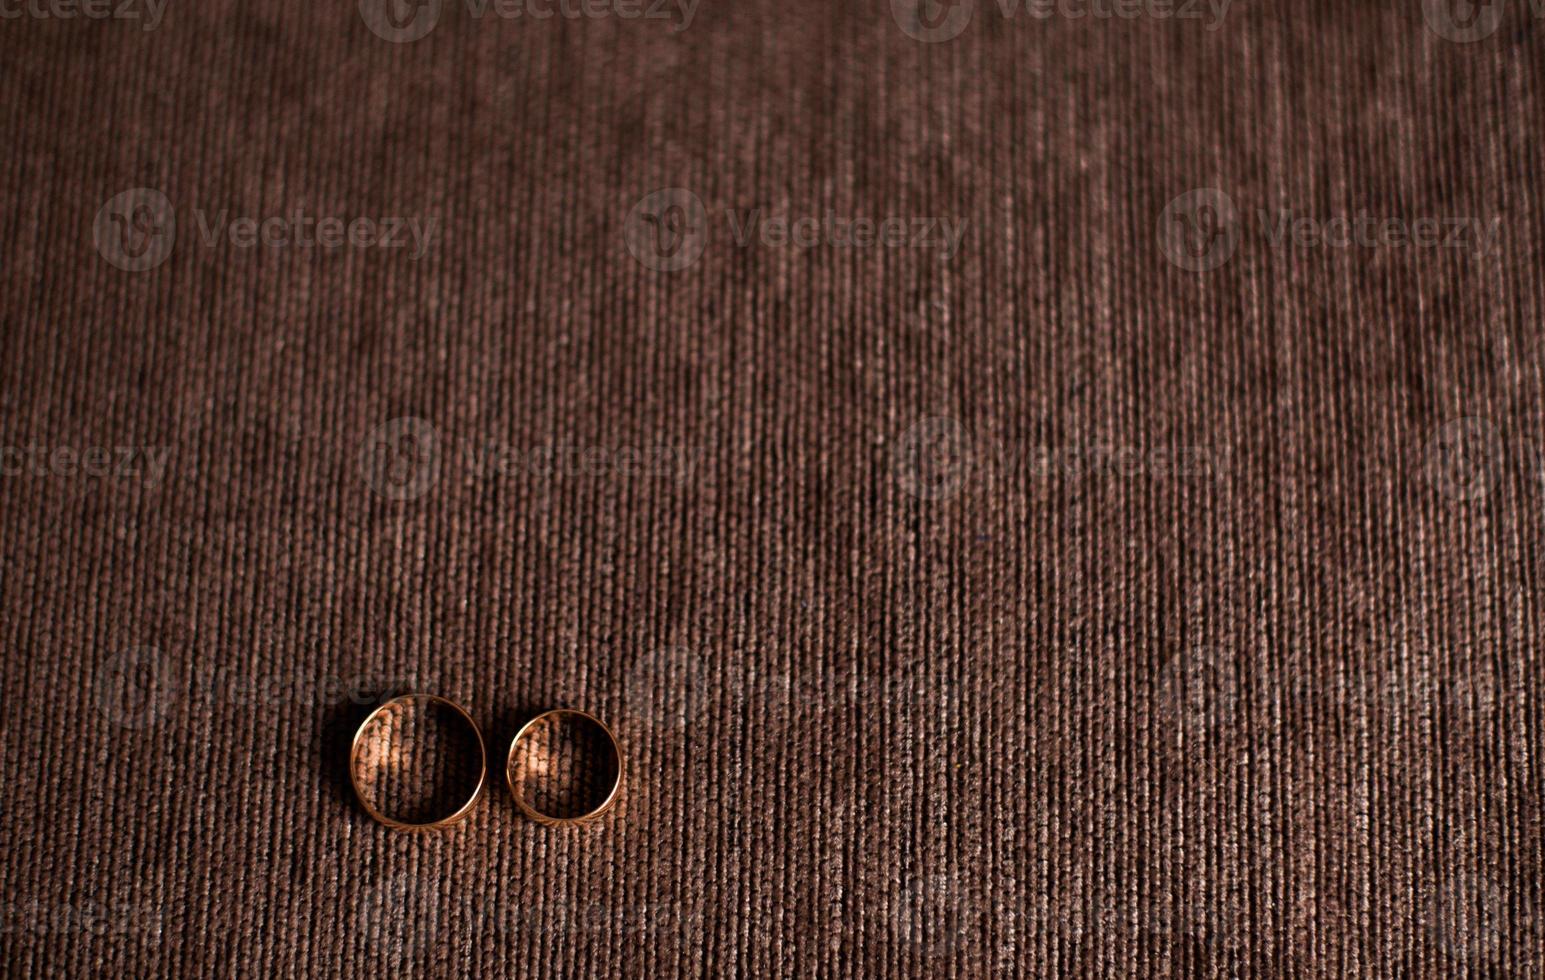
[2,0,1543,975]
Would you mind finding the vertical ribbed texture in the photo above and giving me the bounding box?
[0,0,1541,975]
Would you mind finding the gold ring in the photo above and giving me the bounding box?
[504,709,622,827]
[349,693,487,832]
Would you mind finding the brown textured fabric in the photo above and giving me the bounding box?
[2,0,1543,975]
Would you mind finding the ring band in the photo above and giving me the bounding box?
[349,693,487,832]
[505,709,622,827]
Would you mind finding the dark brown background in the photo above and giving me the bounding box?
[2,0,1543,975]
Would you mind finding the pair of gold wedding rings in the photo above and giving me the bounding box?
[349,694,622,830]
